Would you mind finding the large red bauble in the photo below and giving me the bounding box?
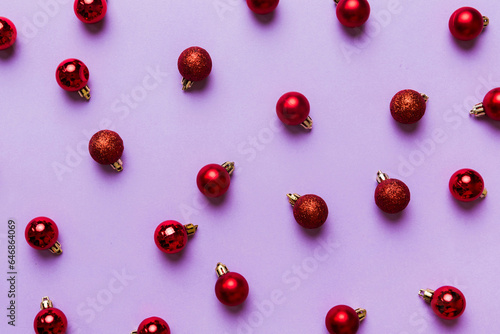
[276,92,310,126]
[34,307,68,334]
[390,89,427,124]
[449,7,485,41]
[430,286,466,320]
[55,59,90,92]
[449,168,485,202]
[325,305,360,334]
[215,272,249,306]
[246,0,279,15]
[25,217,59,250]
[293,194,328,229]
[336,0,370,28]
[88,130,124,165]
[74,0,107,24]
[137,316,171,334]
[375,179,410,214]
[197,164,231,198]
[154,220,189,254]
[178,47,212,82]
[0,17,17,50]
[483,88,500,121]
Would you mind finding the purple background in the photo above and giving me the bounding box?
[2,0,500,333]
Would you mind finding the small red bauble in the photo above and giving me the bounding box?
[0,17,17,50]
[287,193,328,229]
[449,168,486,202]
[419,286,466,320]
[449,7,488,41]
[215,263,249,306]
[196,162,234,198]
[374,171,410,214]
[178,46,212,90]
[335,0,370,28]
[276,92,313,129]
[25,217,62,255]
[325,305,366,334]
[470,87,500,121]
[134,316,171,334]
[390,89,428,124]
[89,130,124,171]
[34,297,68,334]
[55,58,91,100]
[246,0,279,15]
[154,220,197,254]
[74,0,107,24]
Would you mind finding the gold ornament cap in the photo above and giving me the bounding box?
[418,288,435,303]
[216,262,229,277]
[355,308,367,322]
[376,171,389,183]
[40,296,53,310]
[49,241,63,255]
[286,193,301,207]
[184,224,198,236]
[222,161,235,175]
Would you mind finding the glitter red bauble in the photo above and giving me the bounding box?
[178,47,212,82]
[55,59,89,92]
[430,286,466,320]
[293,194,328,229]
[390,90,427,124]
[325,305,360,334]
[88,130,124,165]
[74,0,107,24]
[197,164,231,198]
[336,0,370,28]
[482,88,500,120]
[246,0,279,15]
[34,307,68,334]
[215,271,249,306]
[449,168,485,202]
[276,92,310,126]
[137,317,171,334]
[375,179,410,214]
[0,17,17,50]
[154,221,190,254]
[25,217,59,250]
[449,7,485,41]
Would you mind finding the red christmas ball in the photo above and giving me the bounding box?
[449,7,486,41]
[215,264,249,306]
[430,286,466,320]
[74,0,107,24]
[482,87,500,120]
[336,0,370,28]
[197,163,232,198]
[178,46,212,90]
[154,221,197,254]
[246,0,279,15]
[0,17,17,50]
[55,59,89,92]
[375,172,410,214]
[449,168,485,202]
[390,89,427,124]
[137,317,171,334]
[34,305,67,334]
[276,92,312,128]
[289,194,328,229]
[89,130,124,171]
[325,305,361,334]
[25,217,59,251]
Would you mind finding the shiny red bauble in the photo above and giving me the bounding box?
[154,220,197,254]
[136,316,171,334]
[178,46,212,90]
[55,58,91,100]
[0,17,17,50]
[89,130,124,171]
[482,88,500,120]
[197,163,233,198]
[449,168,486,202]
[288,193,328,229]
[276,92,312,129]
[246,0,279,15]
[34,298,68,334]
[215,263,249,306]
[335,0,370,28]
[325,305,363,334]
[25,217,59,251]
[390,89,427,124]
[74,0,107,24]
[420,286,466,320]
[449,7,487,41]
[375,171,410,214]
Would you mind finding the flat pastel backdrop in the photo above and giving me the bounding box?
[1,1,500,333]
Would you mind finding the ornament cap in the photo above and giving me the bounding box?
[78,86,91,101]
[131,331,137,334]
[421,93,429,102]
[300,116,313,130]
[355,308,367,322]
[181,78,193,91]
[222,161,235,175]
[40,297,53,310]
[470,103,485,117]
[49,241,63,255]
[418,288,435,302]
[483,16,489,27]
[185,223,198,236]
[111,159,123,172]
[333,0,340,3]
[376,170,389,183]
[480,188,488,198]
[216,262,229,277]
[286,193,301,206]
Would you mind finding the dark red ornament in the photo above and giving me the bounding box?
[215,263,249,307]
[374,171,410,214]
[34,297,68,334]
[134,316,171,334]
[55,58,91,100]
[449,7,488,41]
[25,217,62,254]
[449,168,486,202]
[390,89,428,124]
[470,87,500,121]
[325,305,366,334]
[197,162,234,198]
[154,220,197,254]
[419,286,466,320]
[74,0,107,24]
[276,92,313,129]
[287,193,328,229]
[335,0,370,28]
[178,46,212,90]
[0,17,17,50]
[246,0,279,15]
[89,130,124,171]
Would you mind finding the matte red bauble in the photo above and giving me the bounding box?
[325,305,366,334]
[25,217,62,254]
[449,7,488,41]
[74,0,107,24]
[287,193,328,229]
[335,0,370,28]
[276,92,313,129]
[449,168,486,202]
[374,171,410,214]
[246,0,279,15]
[89,130,124,171]
[178,46,212,90]
[34,297,68,334]
[215,263,249,306]
[470,87,500,121]
[390,89,428,124]
[419,286,466,320]
[197,162,234,198]
[0,17,17,50]
[154,220,197,254]
[55,58,91,100]
[134,316,171,334]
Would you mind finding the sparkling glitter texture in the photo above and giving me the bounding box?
[215,272,249,306]
[375,179,410,214]
[336,0,371,28]
[325,305,360,334]
[431,286,466,320]
[293,194,328,229]
[449,7,485,41]
[0,17,17,50]
[137,317,171,334]
[177,46,212,82]
[390,89,426,124]
[449,168,485,202]
[55,59,90,92]
[88,130,124,165]
[276,92,310,126]
[34,308,68,334]
[483,87,500,120]
[154,221,189,254]
[246,0,279,15]
[25,217,59,250]
[74,0,107,24]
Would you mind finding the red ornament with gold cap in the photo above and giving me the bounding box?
[178,46,212,90]
[74,0,107,24]
[419,286,466,320]
[197,162,234,198]
[390,89,428,124]
[334,0,370,28]
[287,193,328,229]
[374,171,410,214]
[449,7,489,41]
[276,92,313,130]
[25,217,62,255]
[470,87,500,121]
[131,316,170,334]
[154,220,198,254]
[34,297,67,334]
[0,17,17,50]
[89,130,124,172]
[449,168,487,202]
[215,263,249,306]
[55,58,91,100]
[325,304,367,334]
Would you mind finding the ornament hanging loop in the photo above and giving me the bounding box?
[483,16,489,27]
[355,308,367,322]
[376,171,389,183]
[418,288,435,302]
[287,193,301,206]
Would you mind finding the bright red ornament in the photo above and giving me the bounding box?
[34,297,68,334]
[55,58,91,100]
[470,87,500,121]
[276,92,313,129]
[89,130,124,171]
[325,305,366,334]
[74,0,107,24]
[419,286,466,320]
[390,89,428,124]
[449,168,486,202]
[0,17,17,50]
[154,220,197,254]
[133,316,171,334]
[287,193,328,229]
[25,217,62,255]
[335,0,370,28]
[449,7,488,41]
[178,46,212,90]
[246,0,279,15]
[374,171,410,214]
[197,162,234,198]
[215,263,249,306]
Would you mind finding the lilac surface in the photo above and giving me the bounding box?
[1,1,500,333]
